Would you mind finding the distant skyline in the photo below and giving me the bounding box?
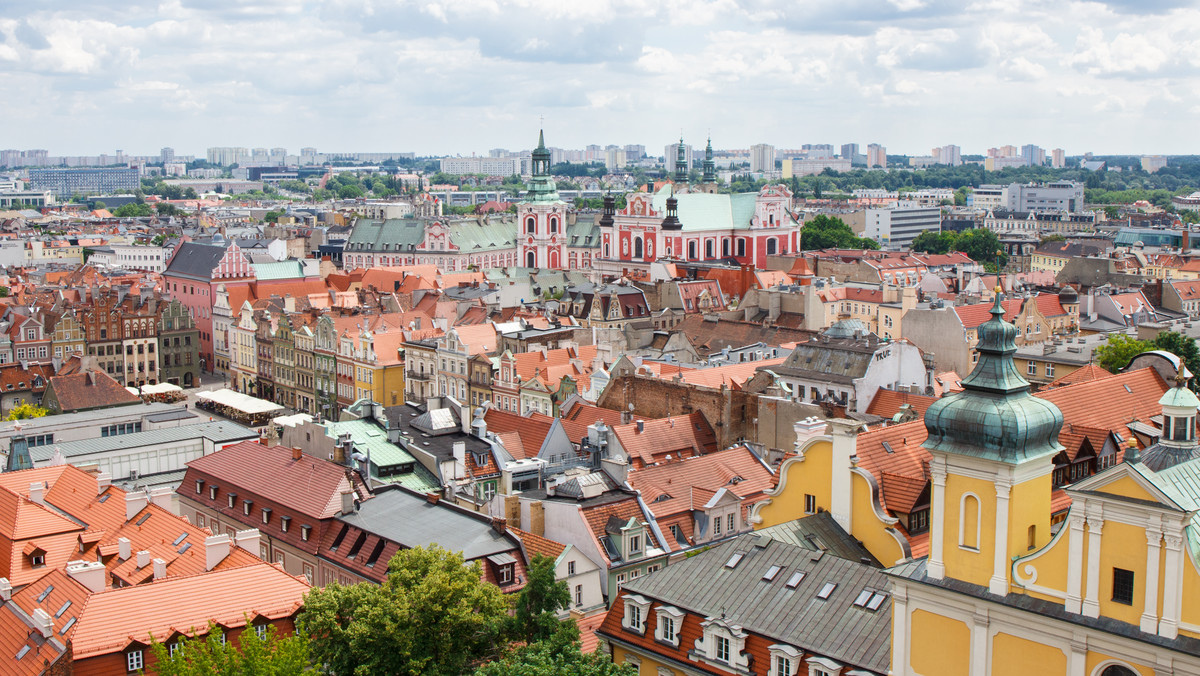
[1,0,1196,157]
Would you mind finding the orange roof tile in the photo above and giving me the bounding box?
[610,412,718,469]
[12,568,91,640]
[864,389,938,419]
[677,358,786,390]
[1046,363,1113,389]
[510,527,566,562]
[69,562,309,659]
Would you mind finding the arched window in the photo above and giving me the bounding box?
[959,493,981,550]
[549,217,558,233]
[736,238,746,257]
[526,217,536,234]
[688,241,697,260]
[634,237,643,259]
[526,251,536,268]
[604,242,610,258]
[705,239,714,259]
[767,238,777,255]
[1099,666,1138,676]
[722,239,730,257]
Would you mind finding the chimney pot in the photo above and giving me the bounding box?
[292,446,302,461]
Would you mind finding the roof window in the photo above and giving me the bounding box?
[762,565,782,581]
[785,571,806,588]
[724,552,744,569]
[817,582,837,599]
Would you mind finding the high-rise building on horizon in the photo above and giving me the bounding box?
[664,143,694,171]
[1051,148,1066,169]
[933,145,961,166]
[750,143,776,173]
[1021,144,1046,167]
[867,143,887,169]
[841,143,859,161]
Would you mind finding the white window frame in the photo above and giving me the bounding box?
[807,655,844,676]
[695,617,749,671]
[768,644,803,676]
[255,624,268,640]
[621,594,650,635]
[655,605,684,647]
[126,650,144,672]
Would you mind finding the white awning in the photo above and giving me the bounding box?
[196,388,284,415]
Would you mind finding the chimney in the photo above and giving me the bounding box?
[32,608,52,638]
[636,420,644,433]
[793,417,828,451]
[152,557,167,580]
[0,578,11,602]
[292,446,302,461]
[118,537,132,561]
[340,489,355,515]
[28,481,45,506]
[491,516,507,535]
[234,529,261,554]
[149,486,175,513]
[426,492,440,505]
[65,560,106,593]
[136,550,150,568]
[96,472,111,494]
[125,490,149,520]
[259,436,269,445]
[205,534,231,571]
[530,501,545,536]
[453,442,466,479]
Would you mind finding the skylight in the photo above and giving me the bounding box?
[853,590,873,607]
[817,582,837,599]
[724,552,744,569]
[785,571,806,588]
[36,585,54,602]
[762,565,782,581]
[136,513,152,526]
[172,533,188,546]
[55,601,71,618]
[867,593,888,611]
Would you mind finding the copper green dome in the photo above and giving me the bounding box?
[922,292,1064,463]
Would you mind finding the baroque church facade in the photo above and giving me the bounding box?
[340,131,599,273]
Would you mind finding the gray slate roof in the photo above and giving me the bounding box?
[620,534,891,673]
[336,486,516,560]
[770,337,882,384]
[163,242,229,281]
[755,512,882,567]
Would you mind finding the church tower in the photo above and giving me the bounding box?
[922,290,1063,594]
[700,137,718,194]
[674,137,688,184]
[517,130,566,270]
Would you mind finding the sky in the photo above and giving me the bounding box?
[0,0,1197,158]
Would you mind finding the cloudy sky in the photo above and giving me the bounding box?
[0,0,1195,158]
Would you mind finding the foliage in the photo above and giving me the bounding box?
[549,162,607,178]
[511,555,571,644]
[474,635,635,676]
[1153,331,1200,391]
[264,210,283,223]
[1094,334,1153,373]
[800,215,879,250]
[112,202,155,218]
[910,228,1006,267]
[299,544,510,676]
[1182,210,1200,225]
[1040,233,1065,243]
[0,286,8,298]
[279,179,311,194]
[156,203,186,217]
[6,403,48,420]
[92,201,107,210]
[147,620,312,675]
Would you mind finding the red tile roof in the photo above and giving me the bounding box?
[1170,280,1200,300]
[580,497,657,566]
[183,441,362,520]
[953,298,1022,328]
[1046,363,1113,389]
[610,412,719,469]
[864,389,939,419]
[69,561,309,660]
[509,527,566,562]
[44,370,140,412]
[483,409,554,460]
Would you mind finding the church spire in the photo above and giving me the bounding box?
[674,136,688,183]
[703,136,715,183]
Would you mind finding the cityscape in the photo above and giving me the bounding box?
[2,1,1200,676]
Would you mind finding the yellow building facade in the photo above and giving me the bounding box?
[888,298,1200,675]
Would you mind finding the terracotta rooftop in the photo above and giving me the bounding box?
[610,411,718,469]
[864,389,939,420]
[183,441,363,520]
[44,370,140,412]
[1046,363,1113,389]
[509,527,566,562]
[69,561,309,660]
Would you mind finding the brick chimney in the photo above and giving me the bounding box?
[292,446,302,461]
[491,516,507,535]
[426,492,440,505]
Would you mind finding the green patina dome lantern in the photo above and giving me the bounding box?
[923,290,1065,463]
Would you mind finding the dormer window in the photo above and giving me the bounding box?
[768,644,802,676]
[629,534,641,555]
[227,493,237,509]
[696,617,749,671]
[655,605,684,647]
[195,479,204,494]
[209,485,218,500]
[621,594,650,635]
[242,499,253,516]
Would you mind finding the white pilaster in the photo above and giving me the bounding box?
[1065,513,1086,614]
[827,419,860,534]
[1141,523,1163,634]
[1160,533,1184,639]
[1083,514,1104,618]
[989,482,1011,596]
[890,586,909,676]
[1066,638,1087,676]
[927,463,947,580]
[969,609,989,676]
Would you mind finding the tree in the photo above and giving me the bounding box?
[474,637,635,676]
[299,544,510,676]
[1040,233,1065,244]
[264,210,283,223]
[511,555,571,644]
[148,620,312,675]
[92,201,107,210]
[1094,334,1153,373]
[6,403,48,421]
[113,202,154,218]
[911,230,957,255]
[1104,205,1121,219]
[951,228,1006,268]
[800,215,879,251]
[1153,331,1200,391]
